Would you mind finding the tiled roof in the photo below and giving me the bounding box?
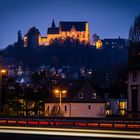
[45,80,105,103]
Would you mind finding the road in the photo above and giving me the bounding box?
[0,126,140,139]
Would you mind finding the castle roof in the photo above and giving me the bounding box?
[27,27,40,36]
[59,21,87,32]
[47,27,59,34]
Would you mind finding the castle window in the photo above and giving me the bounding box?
[79,92,83,99]
[132,71,137,81]
[92,93,97,99]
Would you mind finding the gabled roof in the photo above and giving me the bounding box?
[45,79,105,103]
[59,21,87,32]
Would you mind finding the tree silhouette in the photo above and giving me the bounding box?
[129,14,140,43]
[17,30,23,47]
[128,14,140,65]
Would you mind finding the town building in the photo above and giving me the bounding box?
[45,80,105,118]
[103,37,127,49]
[104,98,127,116]
[128,65,140,116]
[128,39,140,117]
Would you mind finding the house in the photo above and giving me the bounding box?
[99,84,127,117]
[45,80,105,118]
[128,64,140,117]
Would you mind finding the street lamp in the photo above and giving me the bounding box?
[54,89,67,113]
[1,69,7,74]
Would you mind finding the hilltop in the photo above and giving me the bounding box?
[0,41,128,84]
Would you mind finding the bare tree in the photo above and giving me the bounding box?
[129,14,140,43]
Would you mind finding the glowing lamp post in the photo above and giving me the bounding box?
[0,69,7,81]
[1,69,7,74]
[54,89,67,112]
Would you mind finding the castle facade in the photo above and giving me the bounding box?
[24,20,90,47]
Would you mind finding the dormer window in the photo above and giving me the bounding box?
[79,92,83,99]
[92,93,97,99]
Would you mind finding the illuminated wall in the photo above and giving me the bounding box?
[96,40,103,49]
[39,35,48,46]
[59,22,90,44]
[45,102,105,118]
[47,34,60,44]
[24,36,28,47]
[24,22,90,46]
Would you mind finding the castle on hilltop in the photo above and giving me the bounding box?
[24,20,90,47]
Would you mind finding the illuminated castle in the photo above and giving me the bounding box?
[24,20,90,47]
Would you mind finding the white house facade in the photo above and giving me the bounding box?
[44,80,105,118]
[45,102,105,118]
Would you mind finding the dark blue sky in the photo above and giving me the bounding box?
[0,0,140,48]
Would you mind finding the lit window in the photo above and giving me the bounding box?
[105,110,112,116]
[132,71,137,81]
[92,93,96,99]
[119,101,127,109]
[79,92,83,99]
[120,110,126,116]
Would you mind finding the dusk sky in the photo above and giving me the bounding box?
[0,0,140,49]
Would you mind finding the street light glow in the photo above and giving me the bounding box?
[53,88,67,114]
[62,90,67,94]
[54,89,60,94]
[1,69,7,74]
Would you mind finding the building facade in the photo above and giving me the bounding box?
[45,103,105,117]
[103,37,127,49]
[24,20,90,47]
[45,80,105,118]
[128,66,140,114]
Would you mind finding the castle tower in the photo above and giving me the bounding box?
[24,27,40,47]
[52,19,56,28]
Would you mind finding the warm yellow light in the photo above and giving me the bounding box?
[105,110,112,116]
[120,110,126,116]
[54,89,67,94]
[1,69,7,74]
[62,90,67,94]
[54,89,60,94]
[96,40,103,49]
[119,101,127,109]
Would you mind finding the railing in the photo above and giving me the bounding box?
[0,117,140,130]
